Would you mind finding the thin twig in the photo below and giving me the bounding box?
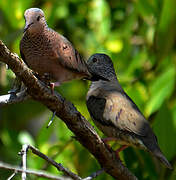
[20,144,29,180]
[7,171,17,180]
[47,111,56,128]
[0,89,30,107]
[42,139,73,170]
[27,144,81,180]
[83,169,104,180]
[0,161,70,180]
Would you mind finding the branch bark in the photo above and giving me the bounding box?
[0,40,138,180]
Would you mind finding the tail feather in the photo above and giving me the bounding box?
[141,130,172,169]
[153,149,173,169]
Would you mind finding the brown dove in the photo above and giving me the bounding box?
[20,8,91,88]
[86,53,172,169]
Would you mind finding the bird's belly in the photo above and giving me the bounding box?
[25,56,54,76]
[94,119,146,149]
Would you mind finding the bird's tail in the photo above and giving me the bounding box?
[153,148,173,169]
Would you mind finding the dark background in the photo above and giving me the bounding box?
[0,0,176,179]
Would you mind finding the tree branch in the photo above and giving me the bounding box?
[0,161,70,180]
[0,89,30,107]
[21,144,81,180]
[0,40,138,180]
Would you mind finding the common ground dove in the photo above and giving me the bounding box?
[86,53,172,169]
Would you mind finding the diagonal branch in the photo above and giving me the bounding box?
[0,40,138,180]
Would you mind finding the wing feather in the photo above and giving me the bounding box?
[55,34,90,76]
[103,91,151,136]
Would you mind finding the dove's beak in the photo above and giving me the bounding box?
[24,22,34,32]
[84,73,109,82]
[90,74,109,81]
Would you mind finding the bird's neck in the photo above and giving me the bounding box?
[90,78,123,92]
[25,25,47,37]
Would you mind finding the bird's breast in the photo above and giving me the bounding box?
[21,33,58,75]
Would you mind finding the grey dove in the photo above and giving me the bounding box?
[20,8,92,88]
[86,53,172,169]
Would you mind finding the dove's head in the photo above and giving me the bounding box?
[23,8,47,33]
[87,53,117,81]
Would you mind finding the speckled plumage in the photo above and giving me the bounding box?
[86,53,172,169]
[20,8,90,85]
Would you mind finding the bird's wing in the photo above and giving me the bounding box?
[20,39,28,66]
[20,50,27,64]
[54,33,90,76]
[86,95,115,126]
[103,90,151,136]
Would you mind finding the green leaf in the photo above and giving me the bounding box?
[155,0,176,59]
[88,0,111,41]
[135,0,157,18]
[153,104,176,160]
[145,66,175,116]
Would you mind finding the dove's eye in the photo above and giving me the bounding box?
[37,16,40,21]
[92,58,97,63]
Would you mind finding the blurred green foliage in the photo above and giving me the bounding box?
[0,0,176,179]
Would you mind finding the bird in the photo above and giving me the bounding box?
[20,8,92,90]
[86,53,172,169]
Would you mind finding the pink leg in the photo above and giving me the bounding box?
[49,83,55,94]
[49,82,60,94]
[102,137,128,159]
[115,145,129,158]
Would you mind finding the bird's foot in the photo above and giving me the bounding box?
[102,137,128,160]
[49,83,55,94]
[49,82,60,94]
[40,73,52,85]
